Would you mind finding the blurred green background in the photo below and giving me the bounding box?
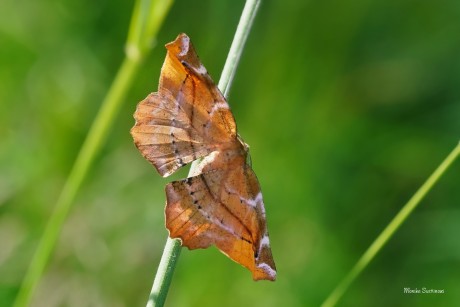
[1,0,460,306]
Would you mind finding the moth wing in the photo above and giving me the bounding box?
[165,163,276,281]
[131,33,237,177]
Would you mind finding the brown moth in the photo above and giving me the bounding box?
[130,33,276,281]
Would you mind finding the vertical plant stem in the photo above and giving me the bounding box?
[321,142,460,307]
[218,0,261,97]
[147,237,182,307]
[14,57,139,307]
[14,1,174,306]
[146,0,262,306]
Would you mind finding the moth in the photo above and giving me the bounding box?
[130,33,276,281]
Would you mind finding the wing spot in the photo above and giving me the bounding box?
[193,200,198,205]
[197,205,202,209]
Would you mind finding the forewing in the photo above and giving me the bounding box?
[161,33,237,143]
[131,33,237,177]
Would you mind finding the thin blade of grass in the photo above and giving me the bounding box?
[13,1,174,306]
[146,1,262,306]
[321,142,460,307]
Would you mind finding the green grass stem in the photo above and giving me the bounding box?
[13,1,174,306]
[145,1,262,306]
[321,142,460,307]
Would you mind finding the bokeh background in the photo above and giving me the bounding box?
[1,0,460,306]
